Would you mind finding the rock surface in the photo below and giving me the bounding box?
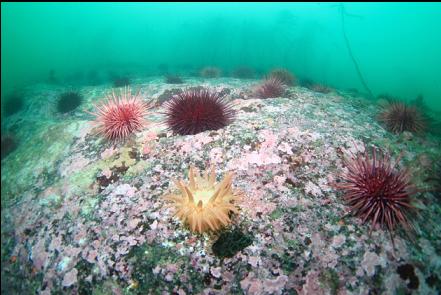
[1,77,440,294]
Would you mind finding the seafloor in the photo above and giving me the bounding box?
[1,77,440,295]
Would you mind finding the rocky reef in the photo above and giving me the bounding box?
[1,77,440,294]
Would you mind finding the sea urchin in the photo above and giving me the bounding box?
[378,102,425,134]
[3,93,24,117]
[164,166,241,233]
[88,87,151,141]
[164,88,234,135]
[268,68,296,86]
[254,77,286,99]
[57,91,83,113]
[337,146,416,237]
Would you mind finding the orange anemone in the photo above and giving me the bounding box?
[164,166,241,233]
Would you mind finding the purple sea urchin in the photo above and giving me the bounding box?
[268,68,296,86]
[254,77,286,99]
[3,93,24,117]
[57,91,83,113]
[378,102,425,134]
[164,88,234,135]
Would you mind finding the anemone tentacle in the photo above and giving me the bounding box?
[164,166,241,233]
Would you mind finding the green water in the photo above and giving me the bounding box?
[2,2,441,110]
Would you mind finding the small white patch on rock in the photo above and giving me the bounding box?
[62,268,78,287]
[248,256,260,268]
[57,256,72,272]
[361,251,386,276]
[150,220,158,230]
[210,266,222,278]
[331,234,346,249]
[113,184,136,197]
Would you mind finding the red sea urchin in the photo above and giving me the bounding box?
[337,146,417,238]
[254,77,286,99]
[88,87,152,141]
[164,88,234,135]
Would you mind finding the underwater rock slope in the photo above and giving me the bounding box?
[1,77,441,294]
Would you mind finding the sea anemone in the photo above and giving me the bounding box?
[378,102,425,134]
[200,67,221,78]
[268,68,296,86]
[336,146,417,237]
[164,166,241,233]
[164,88,234,135]
[57,91,83,113]
[87,87,151,141]
[254,77,286,99]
